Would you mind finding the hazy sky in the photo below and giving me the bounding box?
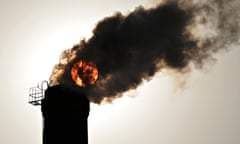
[0,0,239,144]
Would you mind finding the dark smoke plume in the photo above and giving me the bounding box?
[49,0,240,103]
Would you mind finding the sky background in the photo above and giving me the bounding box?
[0,0,240,144]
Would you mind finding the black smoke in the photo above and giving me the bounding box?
[49,0,240,103]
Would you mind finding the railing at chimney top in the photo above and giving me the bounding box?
[29,80,49,106]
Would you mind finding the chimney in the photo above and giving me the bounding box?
[41,85,90,144]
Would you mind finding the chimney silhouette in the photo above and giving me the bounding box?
[41,85,90,144]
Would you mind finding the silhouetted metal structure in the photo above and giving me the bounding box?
[29,80,49,105]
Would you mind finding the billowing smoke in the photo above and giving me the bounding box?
[49,0,240,103]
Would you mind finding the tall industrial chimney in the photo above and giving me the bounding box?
[29,82,90,144]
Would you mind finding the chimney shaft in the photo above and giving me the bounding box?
[41,85,89,144]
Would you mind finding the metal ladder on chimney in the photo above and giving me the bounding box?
[29,80,49,106]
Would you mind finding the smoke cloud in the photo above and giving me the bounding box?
[49,0,240,103]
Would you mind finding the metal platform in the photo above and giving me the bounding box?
[29,80,49,106]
